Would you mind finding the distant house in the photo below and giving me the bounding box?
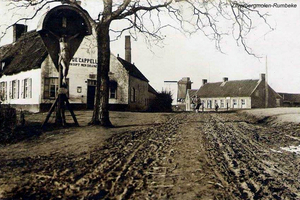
[196,74,281,110]
[185,89,197,111]
[0,24,157,112]
[278,93,300,107]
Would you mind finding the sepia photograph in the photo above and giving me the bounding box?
[0,0,300,199]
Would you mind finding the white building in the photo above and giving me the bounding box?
[0,26,157,112]
[194,75,281,111]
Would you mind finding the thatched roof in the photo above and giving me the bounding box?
[117,57,149,82]
[0,31,48,77]
[197,79,260,98]
[0,31,150,85]
[187,89,197,97]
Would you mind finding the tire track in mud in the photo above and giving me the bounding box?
[202,113,300,199]
[2,112,300,199]
[1,115,184,199]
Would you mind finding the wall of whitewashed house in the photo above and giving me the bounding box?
[0,69,42,112]
[200,97,252,110]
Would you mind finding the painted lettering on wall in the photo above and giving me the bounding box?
[70,57,98,68]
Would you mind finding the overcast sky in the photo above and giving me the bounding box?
[1,0,299,93]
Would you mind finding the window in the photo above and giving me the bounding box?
[233,99,237,107]
[88,80,96,86]
[44,78,69,99]
[10,80,19,99]
[207,100,212,108]
[241,99,246,106]
[109,81,117,99]
[214,100,218,107]
[220,99,224,108]
[255,90,259,97]
[130,87,136,102]
[0,82,7,101]
[44,78,58,99]
[77,86,82,93]
[110,88,116,99]
[23,78,32,99]
[201,100,205,107]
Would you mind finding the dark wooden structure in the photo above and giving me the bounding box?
[38,5,92,127]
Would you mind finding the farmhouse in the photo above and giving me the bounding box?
[0,24,157,112]
[195,74,281,111]
[277,93,300,107]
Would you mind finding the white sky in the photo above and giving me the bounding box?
[1,0,300,93]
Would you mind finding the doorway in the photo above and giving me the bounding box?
[87,80,96,109]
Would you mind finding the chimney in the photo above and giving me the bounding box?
[13,24,27,42]
[223,77,228,82]
[260,73,268,108]
[125,35,131,63]
[260,73,266,82]
[202,79,207,85]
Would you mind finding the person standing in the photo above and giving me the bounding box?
[215,103,219,112]
[195,97,201,113]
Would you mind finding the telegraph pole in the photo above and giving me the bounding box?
[265,55,269,108]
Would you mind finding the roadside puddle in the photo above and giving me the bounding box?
[280,145,300,154]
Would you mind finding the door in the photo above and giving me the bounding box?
[87,80,96,109]
[276,99,281,107]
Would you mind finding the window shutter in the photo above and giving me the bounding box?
[17,80,20,99]
[4,82,7,100]
[29,78,32,98]
[9,81,12,99]
[21,79,24,99]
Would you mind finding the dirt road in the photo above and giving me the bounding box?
[0,112,300,199]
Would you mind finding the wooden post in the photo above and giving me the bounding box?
[42,63,79,128]
[55,64,63,124]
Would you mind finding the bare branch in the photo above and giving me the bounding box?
[113,0,172,20]
[0,0,57,41]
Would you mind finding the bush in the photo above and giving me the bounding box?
[0,105,18,142]
[0,105,41,144]
[148,91,173,112]
[0,104,17,130]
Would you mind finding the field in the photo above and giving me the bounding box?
[0,108,300,199]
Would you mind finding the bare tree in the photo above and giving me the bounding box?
[1,0,271,126]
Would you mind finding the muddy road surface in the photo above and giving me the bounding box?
[0,112,300,199]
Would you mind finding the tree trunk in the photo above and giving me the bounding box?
[90,23,112,127]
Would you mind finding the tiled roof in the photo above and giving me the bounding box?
[197,79,260,98]
[117,57,149,82]
[0,31,48,77]
[148,84,158,95]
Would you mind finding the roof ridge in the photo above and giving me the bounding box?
[117,57,149,82]
[206,79,259,84]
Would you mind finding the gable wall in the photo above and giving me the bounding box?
[128,76,149,111]
[251,81,277,108]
